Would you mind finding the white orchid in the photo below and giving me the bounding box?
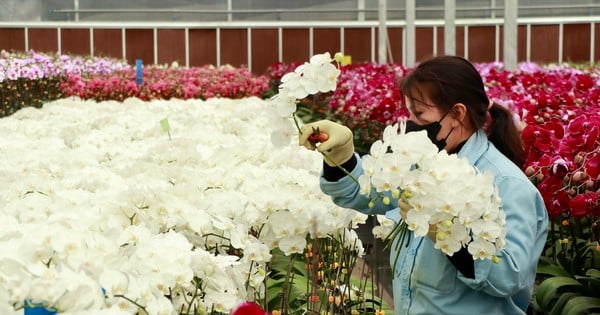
[0,95,366,313]
[268,52,342,147]
[364,123,506,261]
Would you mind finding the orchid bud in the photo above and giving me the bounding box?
[334,52,345,63]
[391,189,401,199]
[382,196,390,205]
[525,166,536,176]
[574,154,584,164]
[585,179,595,189]
[436,231,447,241]
[491,256,500,264]
[536,173,544,182]
[573,171,586,182]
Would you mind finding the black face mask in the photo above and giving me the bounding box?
[405,112,453,151]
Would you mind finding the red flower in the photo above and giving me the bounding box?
[550,157,573,178]
[521,125,554,153]
[539,176,567,218]
[544,190,570,218]
[568,191,599,218]
[585,153,600,180]
[575,73,595,91]
[231,301,267,315]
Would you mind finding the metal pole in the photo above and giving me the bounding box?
[405,0,416,66]
[74,0,79,21]
[358,0,365,21]
[503,0,518,71]
[445,0,456,55]
[227,0,232,22]
[378,0,388,64]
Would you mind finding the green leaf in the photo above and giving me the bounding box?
[266,276,309,311]
[537,257,572,277]
[535,276,583,310]
[561,296,600,315]
[574,275,600,291]
[549,292,580,315]
[586,269,600,278]
[159,118,170,132]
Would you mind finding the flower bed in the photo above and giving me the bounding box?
[0,97,368,314]
[0,50,270,118]
[61,65,270,102]
[0,50,129,117]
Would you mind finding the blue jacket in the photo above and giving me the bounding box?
[320,130,549,315]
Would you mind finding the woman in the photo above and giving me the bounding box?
[299,55,548,314]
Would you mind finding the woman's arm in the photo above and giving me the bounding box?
[320,154,398,216]
[455,175,548,296]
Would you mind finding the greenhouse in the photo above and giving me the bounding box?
[0,1,599,315]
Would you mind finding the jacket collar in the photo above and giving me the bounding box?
[456,129,489,166]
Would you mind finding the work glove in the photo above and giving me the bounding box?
[298,120,355,167]
[399,199,438,241]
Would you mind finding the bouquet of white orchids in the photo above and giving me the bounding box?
[358,122,506,263]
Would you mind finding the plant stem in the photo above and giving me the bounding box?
[114,294,150,315]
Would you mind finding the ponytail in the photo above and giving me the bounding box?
[487,103,525,167]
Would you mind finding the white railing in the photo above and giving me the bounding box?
[1,15,599,68]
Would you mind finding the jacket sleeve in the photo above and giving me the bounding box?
[319,153,397,216]
[456,175,548,297]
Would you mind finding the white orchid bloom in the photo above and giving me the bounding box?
[468,237,498,260]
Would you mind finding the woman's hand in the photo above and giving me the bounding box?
[298,120,354,166]
[399,199,438,240]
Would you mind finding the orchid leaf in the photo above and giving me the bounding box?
[549,292,579,315]
[535,276,583,310]
[537,256,571,277]
[586,269,600,278]
[560,296,600,315]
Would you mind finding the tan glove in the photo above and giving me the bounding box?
[298,120,355,166]
[399,198,438,240]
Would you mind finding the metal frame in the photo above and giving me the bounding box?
[2,15,600,67]
[48,3,600,16]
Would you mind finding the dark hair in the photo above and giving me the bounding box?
[400,55,524,167]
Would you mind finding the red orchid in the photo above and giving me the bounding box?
[231,301,268,315]
[569,191,600,218]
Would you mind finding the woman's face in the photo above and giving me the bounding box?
[404,91,466,153]
[406,93,444,125]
